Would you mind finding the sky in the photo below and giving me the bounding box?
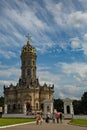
[0,0,87,99]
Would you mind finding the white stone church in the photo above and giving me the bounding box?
[4,36,54,115]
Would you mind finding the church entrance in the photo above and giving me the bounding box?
[26,102,31,115]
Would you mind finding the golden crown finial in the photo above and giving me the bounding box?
[27,41,30,46]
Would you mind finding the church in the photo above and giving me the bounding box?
[4,36,54,115]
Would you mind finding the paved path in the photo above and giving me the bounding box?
[0,120,87,130]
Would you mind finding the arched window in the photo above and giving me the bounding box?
[47,106,50,112]
[27,61,30,65]
[18,104,21,110]
[27,69,30,76]
[36,103,38,109]
[13,104,16,111]
[26,103,31,112]
[40,104,44,111]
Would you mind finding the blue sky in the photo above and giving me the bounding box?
[0,0,87,99]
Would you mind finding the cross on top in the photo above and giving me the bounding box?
[26,33,32,41]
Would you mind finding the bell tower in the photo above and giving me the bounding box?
[20,34,37,86]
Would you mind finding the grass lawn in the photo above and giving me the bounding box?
[70,119,87,127]
[0,118,35,126]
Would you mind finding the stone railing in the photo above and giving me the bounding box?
[64,114,87,119]
[73,115,87,119]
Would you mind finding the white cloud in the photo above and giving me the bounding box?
[56,84,86,99]
[3,1,49,33]
[45,1,66,27]
[78,0,87,10]
[83,33,87,41]
[37,70,61,85]
[70,37,82,50]
[67,11,87,28]
[82,42,87,55]
[1,0,87,55]
[69,35,87,56]
[36,42,56,53]
[37,63,87,99]
[0,49,17,59]
[45,0,87,30]
[0,61,20,96]
[0,0,55,54]
[59,62,87,83]
[0,80,17,87]
[0,63,21,96]
[37,65,51,71]
[0,63,20,80]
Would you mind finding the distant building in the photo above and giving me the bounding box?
[4,37,54,115]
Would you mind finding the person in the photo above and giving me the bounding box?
[39,114,43,125]
[55,112,60,123]
[35,113,41,125]
[59,112,62,123]
[52,113,55,123]
[45,114,50,123]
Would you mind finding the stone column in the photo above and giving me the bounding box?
[23,104,26,114]
[50,103,53,114]
[64,103,67,114]
[44,103,47,114]
[4,104,7,114]
[70,102,74,114]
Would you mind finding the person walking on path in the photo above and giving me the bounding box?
[35,113,41,125]
[59,112,63,123]
[55,112,60,123]
[52,113,55,123]
[45,114,50,123]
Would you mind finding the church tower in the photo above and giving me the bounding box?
[20,37,37,87]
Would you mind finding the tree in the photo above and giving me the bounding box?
[81,91,87,114]
[0,96,4,107]
[54,99,63,112]
[73,100,82,114]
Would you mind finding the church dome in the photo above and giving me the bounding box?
[21,40,36,55]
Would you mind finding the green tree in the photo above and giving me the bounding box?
[81,91,87,114]
[0,96,4,107]
[73,100,82,114]
[54,99,63,112]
